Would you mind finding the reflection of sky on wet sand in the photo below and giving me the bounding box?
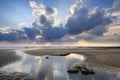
[0,50,40,74]
[33,54,120,80]
[0,50,120,80]
[33,53,85,80]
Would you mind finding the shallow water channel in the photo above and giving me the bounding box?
[0,50,120,80]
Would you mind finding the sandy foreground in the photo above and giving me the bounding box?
[0,49,34,80]
[0,47,120,80]
[0,50,21,67]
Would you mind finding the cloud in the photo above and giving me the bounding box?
[23,27,40,40]
[29,1,58,27]
[108,0,120,25]
[30,1,67,41]
[45,7,55,15]
[104,25,120,36]
[42,27,67,41]
[66,0,112,35]
[0,0,120,45]
[49,25,120,45]
[40,15,47,24]
[0,26,41,43]
[112,0,120,11]
[28,0,120,44]
[0,30,26,42]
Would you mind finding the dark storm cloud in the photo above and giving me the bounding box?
[0,32,17,42]
[30,0,118,42]
[89,26,107,36]
[40,15,47,24]
[0,31,26,42]
[45,7,55,15]
[0,0,119,43]
[23,27,40,40]
[0,27,41,42]
[32,4,67,41]
[38,15,67,41]
[66,7,112,35]
[42,27,67,41]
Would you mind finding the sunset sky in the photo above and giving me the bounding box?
[0,0,120,46]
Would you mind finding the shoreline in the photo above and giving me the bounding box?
[0,48,120,80]
[0,50,21,67]
[25,48,120,72]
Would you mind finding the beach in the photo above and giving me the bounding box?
[0,49,34,80]
[25,47,120,71]
[0,47,120,80]
[0,50,21,67]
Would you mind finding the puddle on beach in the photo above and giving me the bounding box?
[0,50,120,80]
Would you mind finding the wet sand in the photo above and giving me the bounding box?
[0,47,120,80]
[0,50,26,80]
[0,71,33,80]
[25,47,120,72]
[0,50,21,67]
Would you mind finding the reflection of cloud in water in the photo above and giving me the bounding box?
[0,50,120,80]
[0,50,40,74]
[33,54,85,80]
[33,53,120,80]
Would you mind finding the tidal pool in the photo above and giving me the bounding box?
[0,50,120,80]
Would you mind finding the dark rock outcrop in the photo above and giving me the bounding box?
[67,65,95,75]
[67,69,79,74]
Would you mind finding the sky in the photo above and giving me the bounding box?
[0,0,120,46]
